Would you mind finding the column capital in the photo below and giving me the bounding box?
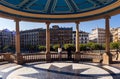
[46,22,51,26]
[14,18,21,22]
[75,21,80,25]
[104,15,111,19]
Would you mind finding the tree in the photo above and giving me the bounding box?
[86,42,94,49]
[93,43,100,50]
[86,42,101,50]
[50,45,54,51]
[80,44,87,51]
[9,45,15,52]
[63,44,75,51]
[110,42,120,60]
[110,42,120,50]
[101,43,105,50]
[38,45,46,51]
[53,44,60,51]
[26,45,35,53]
[3,45,10,52]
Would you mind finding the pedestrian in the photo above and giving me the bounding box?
[67,47,72,60]
[58,47,62,61]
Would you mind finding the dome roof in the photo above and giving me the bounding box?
[0,0,120,22]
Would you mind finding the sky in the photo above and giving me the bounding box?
[0,14,120,33]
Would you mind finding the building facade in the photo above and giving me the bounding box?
[0,29,15,52]
[110,27,120,42]
[20,28,46,48]
[72,31,89,44]
[89,28,105,44]
[50,25,72,45]
[20,25,72,47]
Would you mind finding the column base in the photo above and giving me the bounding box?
[102,53,112,65]
[46,52,51,62]
[74,52,80,62]
[16,53,24,65]
[117,53,120,60]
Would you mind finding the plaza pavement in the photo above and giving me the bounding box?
[0,61,120,79]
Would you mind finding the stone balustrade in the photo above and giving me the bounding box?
[22,53,46,63]
[0,54,4,62]
[0,51,105,64]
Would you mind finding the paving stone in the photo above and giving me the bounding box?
[0,62,120,79]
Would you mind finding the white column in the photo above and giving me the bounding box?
[46,22,50,53]
[15,19,20,54]
[105,16,110,53]
[14,19,23,64]
[76,21,80,53]
[103,16,112,64]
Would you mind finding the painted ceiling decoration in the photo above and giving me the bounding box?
[0,0,120,21]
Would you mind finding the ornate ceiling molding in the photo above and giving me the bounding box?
[0,0,120,22]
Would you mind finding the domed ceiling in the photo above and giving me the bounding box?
[0,0,120,22]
